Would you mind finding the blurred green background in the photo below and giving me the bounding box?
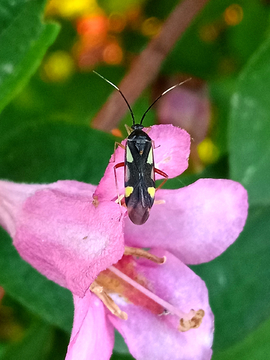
[0,0,270,359]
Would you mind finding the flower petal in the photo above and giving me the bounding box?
[109,251,213,360]
[0,181,49,237]
[148,124,190,179]
[94,124,190,202]
[0,180,125,296]
[124,179,248,264]
[66,292,114,360]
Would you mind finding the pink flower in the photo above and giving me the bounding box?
[0,180,125,297]
[0,124,248,360]
[67,252,213,360]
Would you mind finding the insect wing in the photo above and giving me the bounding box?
[124,138,155,225]
[126,181,153,225]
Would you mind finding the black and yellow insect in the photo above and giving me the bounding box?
[94,71,188,225]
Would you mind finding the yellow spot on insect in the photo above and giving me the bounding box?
[147,187,155,198]
[125,186,134,197]
[147,149,153,164]
[126,146,133,163]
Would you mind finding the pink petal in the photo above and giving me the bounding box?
[109,251,213,360]
[66,292,114,360]
[124,179,248,264]
[94,124,190,202]
[148,125,190,179]
[0,181,49,237]
[0,180,125,296]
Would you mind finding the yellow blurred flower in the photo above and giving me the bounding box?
[46,0,99,18]
[42,51,75,82]
[197,138,219,164]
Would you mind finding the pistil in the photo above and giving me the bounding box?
[109,265,196,322]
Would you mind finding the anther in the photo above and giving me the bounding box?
[178,309,205,332]
[154,199,166,205]
[92,195,99,208]
[124,246,165,264]
[90,281,128,320]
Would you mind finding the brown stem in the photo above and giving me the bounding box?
[91,0,209,131]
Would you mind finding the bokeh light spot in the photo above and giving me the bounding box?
[199,24,219,43]
[141,17,162,37]
[103,42,123,64]
[224,4,243,26]
[46,0,98,18]
[197,138,219,164]
[42,51,75,82]
[111,128,123,137]
[77,15,108,38]
[108,12,126,33]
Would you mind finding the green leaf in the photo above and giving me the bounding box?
[191,205,270,350]
[44,329,69,360]
[0,121,115,184]
[0,228,73,332]
[111,352,135,360]
[226,0,269,65]
[0,67,125,139]
[0,319,53,360]
[209,77,236,155]
[0,0,60,113]
[113,330,130,354]
[213,317,270,360]
[0,0,28,33]
[229,36,270,205]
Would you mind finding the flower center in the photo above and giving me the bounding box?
[90,247,204,332]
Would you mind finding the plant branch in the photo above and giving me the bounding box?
[92,0,209,131]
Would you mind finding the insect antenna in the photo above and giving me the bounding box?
[140,78,191,125]
[93,70,135,126]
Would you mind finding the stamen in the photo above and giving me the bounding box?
[154,199,166,205]
[109,265,195,321]
[90,281,128,320]
[92,195,99,207]
[115,194,124,204]
[124,246,165,264]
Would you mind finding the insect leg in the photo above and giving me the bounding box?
[113,142,125,162]
[151,140,161,150]
[114,162,125,207]
[154,168,168,191]
[124,124,133,135]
